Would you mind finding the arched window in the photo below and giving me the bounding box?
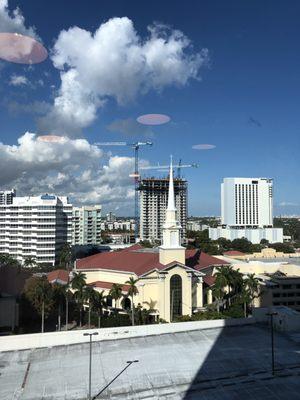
[170,274,182,321]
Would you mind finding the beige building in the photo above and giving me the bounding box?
[75,161,226,322]
[217,255,300,312]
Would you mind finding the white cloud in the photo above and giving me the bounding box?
[0,0,38,39]
[278,202,299,207]
[9,74,29,86]
[39,17,208,136]
[0,132,137,212]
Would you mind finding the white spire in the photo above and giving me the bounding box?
[167,155,176,211]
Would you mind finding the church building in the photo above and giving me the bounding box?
[75,160,225,322]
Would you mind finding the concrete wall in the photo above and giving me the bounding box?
[253,306,300,332]
[0,317,255,352]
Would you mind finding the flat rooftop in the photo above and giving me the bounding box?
[1,324,300,399]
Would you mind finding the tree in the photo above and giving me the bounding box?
[23,256,37,268]
[260,239,269,246]
[52,283,67,331]
[92,290,107,328]
[125,277,139,326]
[59,243,72,270]
[214,266,243,307]
[109,283,123,310]
[24,276,53,333]
[244,273,260,307]
[83,286,95,328]
[71,272,86,327]
[269,242,295,253]
[211,279,225,313]
[0,254,19,267]
[231,238,253,253]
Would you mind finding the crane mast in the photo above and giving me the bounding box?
[95,141,153,241]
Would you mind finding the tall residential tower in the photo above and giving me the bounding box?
[209,178,283,244]
[72,205,102,245]
[139,176,187,243]
[0,194,72,266]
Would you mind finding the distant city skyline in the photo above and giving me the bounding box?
[0,1,299,216]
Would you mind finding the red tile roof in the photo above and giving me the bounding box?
[76,247,228,276]
[223,250,245,256]
[88,281,130,292]
[203,275,216,287]
[47,269,69,284]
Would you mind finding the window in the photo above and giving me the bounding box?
[170,274,182,321]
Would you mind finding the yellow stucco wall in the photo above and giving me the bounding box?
[78,264,202,323]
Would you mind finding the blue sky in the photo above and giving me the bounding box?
[0,0,300,216]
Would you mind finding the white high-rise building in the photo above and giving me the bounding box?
[72,205,102,245]
[221,178,273,228]
[209,178,283,244]
[0,194,72,266]
[0,189,16,205]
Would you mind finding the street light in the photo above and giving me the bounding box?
[92,360,139,399]
[266,311,278,375]
[83,332,99,400]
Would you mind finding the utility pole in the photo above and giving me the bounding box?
[83,332,99,400]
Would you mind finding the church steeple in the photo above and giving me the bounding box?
[167,156,176,211]
[159,156,185,265]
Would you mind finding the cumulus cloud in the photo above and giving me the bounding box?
[9,74,29,86]
[39,17,208,136]
[107,118,154,137]
[0,132,137,212]
[0,0,38,39]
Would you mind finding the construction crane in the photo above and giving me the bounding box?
[140,161,199,175]
[95,141,153,241]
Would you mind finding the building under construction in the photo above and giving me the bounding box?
[139,177,187,243]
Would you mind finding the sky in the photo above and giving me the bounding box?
[0,0,300,216]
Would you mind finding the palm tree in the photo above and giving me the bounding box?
[239,285,251,318]
[211,279,225,314]
[64,284,73,330]
[83,286,95,328]
[214,265,243,307]
[109,283,123,311]
[52,283,66,331]
[23,256,37,268]
[125,277,139,326]
[93,290,107,328]
[59,243,72,271]
[143,299,157,313]
[24,276,53,333]
[71,272,86,327]
[244,273,260,307]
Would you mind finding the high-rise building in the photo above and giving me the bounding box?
[139,177,187,242]
[72,205,102,245]
[106,212,116,223]
[209,178,283,244]
[0,189,16,205]
[0,194,72,266]
[221,178,273,228]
